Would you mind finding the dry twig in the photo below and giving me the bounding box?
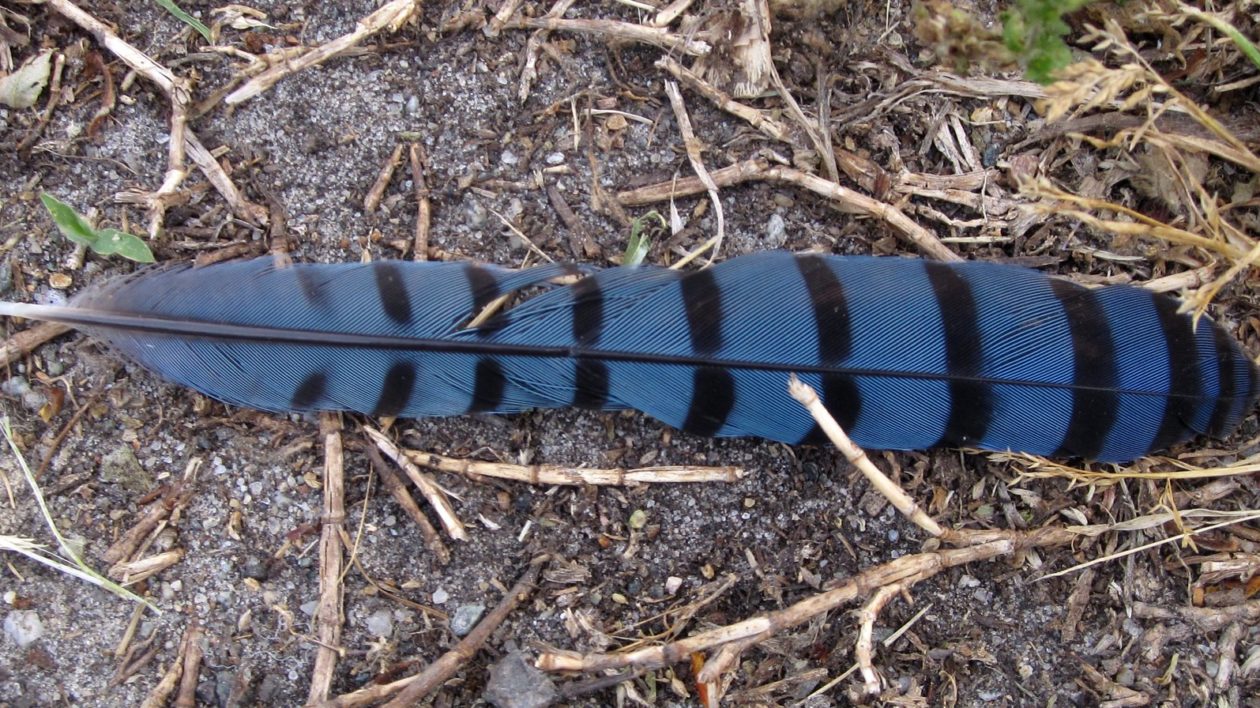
[324,556,548,707]
[227,0,419,105]
[403,448,743,486]
[365,427,468,540]
[307,414,346,705]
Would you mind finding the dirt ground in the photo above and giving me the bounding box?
[1,0,1259,706]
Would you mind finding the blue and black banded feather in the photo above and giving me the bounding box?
[0,252,1254,462]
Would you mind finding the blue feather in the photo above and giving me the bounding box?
[1,253,1254,462]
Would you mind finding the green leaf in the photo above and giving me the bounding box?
[624,211,666,266]
[154,0,212,42]
[1002,0,1092,84]
[39,193,99,246]
[40,193,155,263]
[95,228,156,263]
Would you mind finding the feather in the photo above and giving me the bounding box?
[0,252,1254,462]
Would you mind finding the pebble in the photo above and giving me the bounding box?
[483,651,558,708]
[4,610,44,647]
[0,376,46,413]
[450,604,486,637]
[765,213,787,247]
[432,588,449,605]
[365,609,394,638]
[241,557,268,581]
[300,601,319,617]
[545,152,565,165]
[500,150,519,166]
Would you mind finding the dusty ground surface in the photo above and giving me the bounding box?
[1,0,1259,706]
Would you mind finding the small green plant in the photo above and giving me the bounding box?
[154,0,212,42]
[40,193,155,263]
[623,211,667,266]
[914,0,1093,83]
[1002,0,1092,83]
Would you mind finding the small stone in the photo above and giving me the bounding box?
[500,150,519,166]
[4,610,44,647]
[765,213,787,247]
[365,609,393,638]
[299,601,318,616]
[432,588,449,605]
[100,445,152,493]
[545,152,565,165]
[48,273,72,289]
[1115,666,1135,686]
[665,576,683,595]
[241,557,268,581]
[450,604,485,637]
[483,651,558,708]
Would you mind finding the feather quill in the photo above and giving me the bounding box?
[0,252,1254,462]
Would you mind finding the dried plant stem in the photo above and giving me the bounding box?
[519,0,578,101]
[138,622,201,708]
[47,0,264,226]
[789,376,944,537]
[324,556,548,708]
[664,80,725,266]
[365,427,468,541]
[363,144,404,213]
[855,584,902,696]
[655,56,792,143]
[307,414,346,705]
[227,0,419,105]
[366,444,450,564]
[536,540,1013,674]
[173,623,204,708]
[408,143,431,261]
[617,158,959,262]
[0,322,70,368]
[505,16,711,56]
[403,448,743,486]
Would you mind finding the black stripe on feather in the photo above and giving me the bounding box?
[571,275,604,346]
[373,361,417,417]
[681,269,722,355]
[466,265,503,336]
[373,262,412,325]
[1208,326,1240,436]
[925,262,992,446]
[470,359,506,412]
[572,358,609,409]
[796,254,851,364]
[292,371,327,409]
[1149,295,1202,451]
[1050,280,1119,458]
[682,367,734,436]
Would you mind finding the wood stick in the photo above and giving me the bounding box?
[664,80,725,267]
[504,17,711,56]
[403,448,743,486]
[366,444,450,564]
[789,376,944,537]
[616,159,959,262]
[227,0,419,105]
[174,623,204,708]
[408,143,431,260]
[364,144,404,213]
[536,541,1013,673]
[855,583,902,696]
[306,414,346,705]
[365,427,468,541]
[324,556,548,707]
[0,322,70,368]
